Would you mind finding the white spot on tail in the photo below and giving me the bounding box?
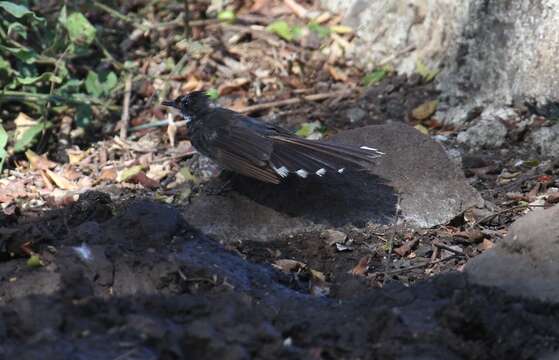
[360,146,385,155]
[273,165,289,178]
[316,168,326,176]
[338,168,345,174]
[296,169,308,178]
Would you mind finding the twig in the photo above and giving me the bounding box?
[239,90,354,114]
[284,0,309,18]
[381,255,457,276]
[131,89,357,133]
[183,0,191,38]
[475,204,546,226]
[0,90,104,105]
[432,240,465,257]
[119,75,133,139]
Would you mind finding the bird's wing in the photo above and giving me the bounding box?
[206,112,281,184]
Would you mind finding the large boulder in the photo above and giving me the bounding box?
[183,122,482,242]
[322,0,559,124]
[466,205,559,303]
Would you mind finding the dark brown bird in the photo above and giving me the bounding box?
[162,91,383,184]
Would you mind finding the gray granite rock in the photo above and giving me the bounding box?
[530,124,559,158]
[322,0,559,124]
[457,118,507,149]
[183,122,482,242]
[466,205,559,302]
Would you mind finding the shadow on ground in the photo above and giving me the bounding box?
[231,170,397,227]
[1,194,558,359]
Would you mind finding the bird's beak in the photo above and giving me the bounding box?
[162,100,176,108]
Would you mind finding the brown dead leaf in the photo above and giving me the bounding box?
[98,167,117,182]
[25,150,57,170]
[526,182,541,202]
[250,0,272,12]
[284,0,308,18]
[0,179,27,203]
[453,229,484,243]
[350,255,370,276]
[547,192,559,204]
[411,100,438,121]
[326,65,348,82]
[62,166,81,181]
[14,112,38,142]
[147,163,172,181]
[39,170,54,191]
[218,78,250,96]
[480,238,494,250]
[129,172,159,189]
[273,259,306,272]
[45,169,78,190]
[181,75,202,92]
[66,148,86,164]
[393,239,419,257]
[44,189,79,207]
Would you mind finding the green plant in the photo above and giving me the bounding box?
[0,2,119,164]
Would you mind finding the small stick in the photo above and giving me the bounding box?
[119,75,133,139]
[239,90,354,114]
[130,89,356,132]
[432,240,465,256]
[475,204,545,226]
[381,255,458,276]
[284,0,308,18]
[183,0,191,38]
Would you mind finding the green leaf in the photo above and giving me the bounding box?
[14,122,47,152]
[75,104,93,127]
[0,147,7,173]
[84,70,117,97]
[27,254,43,268]
[0,1,43,21]
[0,56,12,76]
[206,88,219,100]
[217,10,235,23]
[416,59,439,82]
[295,121,324,139]
[64,12,96,45]
[267,20,294,41]
[0,44,37,64]
[17,72,62,85]
[362,68,387,87]
[56,78,82,95]
[0,124,7,149]
[7,21,27,39]
[307,22,330,38]
[0,124,7,173]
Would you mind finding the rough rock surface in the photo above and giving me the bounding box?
[456,109,510,149]
[183,122,482,242]
[322,0,559,123]
[466,205,559,303]
[530,124,559,158]
[321,0,465,74]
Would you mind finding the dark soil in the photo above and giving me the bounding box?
[2,195,559,360]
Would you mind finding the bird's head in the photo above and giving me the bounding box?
[162,91,210,122]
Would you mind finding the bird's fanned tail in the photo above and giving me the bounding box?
[269,136,383,179]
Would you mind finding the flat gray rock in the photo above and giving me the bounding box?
[183,122,482,242]
[466,205,559,303]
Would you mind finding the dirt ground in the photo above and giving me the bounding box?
[2,75,559,359]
